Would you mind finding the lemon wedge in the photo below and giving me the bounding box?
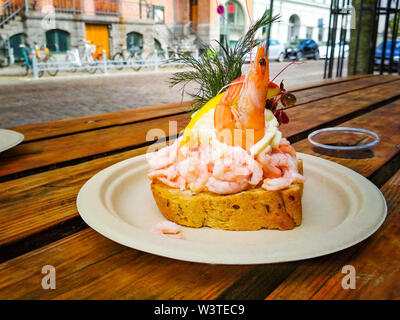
[180,92,225,146]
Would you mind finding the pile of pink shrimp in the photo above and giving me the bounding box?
[147,137,304,194]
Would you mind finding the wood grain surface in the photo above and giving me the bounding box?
[292,101,400,183]
[11,75,372,142]
[0,113,188,180]
[0,75,399,300]
[1,78,399,180]
[265,169,400,300]
[11,101,194,142]
[1,81,399,249]
[0,146,150,246]
[0,94,398,299]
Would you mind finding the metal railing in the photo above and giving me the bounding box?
[325,0,400,77]
[94,0,153,20]
[0,0,24,28]
[30,49,199,78]
[0,0,154,20]
[94,0,119,16]
[52,0,81,14]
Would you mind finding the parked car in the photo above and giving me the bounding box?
[244,39,286,63]
[319,41,349,59]
[285,39,320,60]
[374,39,400,70]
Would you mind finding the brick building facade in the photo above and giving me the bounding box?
[0,0,252,63]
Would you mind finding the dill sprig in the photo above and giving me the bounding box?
[169,11,279,111]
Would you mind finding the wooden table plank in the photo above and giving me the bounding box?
[291,101,400,183]
[0,113,188,180]
[0,229,255,300]
[290,74,395,107]
[0,100,398,299]
[11,101,193,143]
[0,146,150,246]
[262,102,400,300]
[218,101,400,299]
[1,79,399,181]
[311,170,400,300]
[265,169,400,300]
[280,79,400,143]
[1,86,399,249]
[10,75,374,142]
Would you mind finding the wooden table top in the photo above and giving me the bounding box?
[0,74,399,300]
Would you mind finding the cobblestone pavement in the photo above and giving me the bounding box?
[0,60,346,128]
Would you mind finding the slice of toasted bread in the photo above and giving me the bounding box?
[150,161,303,231]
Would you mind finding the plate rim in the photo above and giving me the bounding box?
[76,152,387,265]
[0,129,25,153]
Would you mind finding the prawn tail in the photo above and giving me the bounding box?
[214,75,245,146]
[265,50,270,84]
[214,102,236,146]
[220,75,245,105]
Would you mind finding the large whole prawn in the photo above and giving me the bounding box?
[214,46,270,151]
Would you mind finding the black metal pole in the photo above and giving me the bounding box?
[336,0,347,77]
[368,0,380,74]
[266,0,274,52]
[340,0,352,76]
[388,0,400,74]
[379,0,392,74]
[324,0,335,78]
[353,0,365,75]
[328,0,339,78]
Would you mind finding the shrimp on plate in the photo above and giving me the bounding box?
[147,45,303,195]
[150,221,184,239]
[214,46,270,152]
[206,146,263,194]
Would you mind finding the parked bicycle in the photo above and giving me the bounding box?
[131,46,167,71]
[20,43,58,77]
[20,43,42,77]
[112,45,145,71]
[65,40,98,74]
[35,44,58,77]
[93,44,105,61]
[112,44,134,71]
[130,46,147,71]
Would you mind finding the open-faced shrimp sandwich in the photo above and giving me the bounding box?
[147,46,305,231]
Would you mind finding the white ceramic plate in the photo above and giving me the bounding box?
[0,129,24,153]
[77,153,387,264]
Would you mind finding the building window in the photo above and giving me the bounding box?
[127,32,143,53]
[306,27,313,39]
[220,0,245,49]
[154,38,162,52]
[95,0,119,15]
[153,6,165,24]
[288,14,300,42]
[46,29,70,53]
[318,18,324,42]
[9,33,26,61]
[222,1,245,27]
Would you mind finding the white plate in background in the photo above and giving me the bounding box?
[0,129,24,153]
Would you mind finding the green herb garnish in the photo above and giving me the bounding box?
[169,10,279,111]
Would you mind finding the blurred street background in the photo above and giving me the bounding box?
[0,0,398,127]
[0,59,333,127]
